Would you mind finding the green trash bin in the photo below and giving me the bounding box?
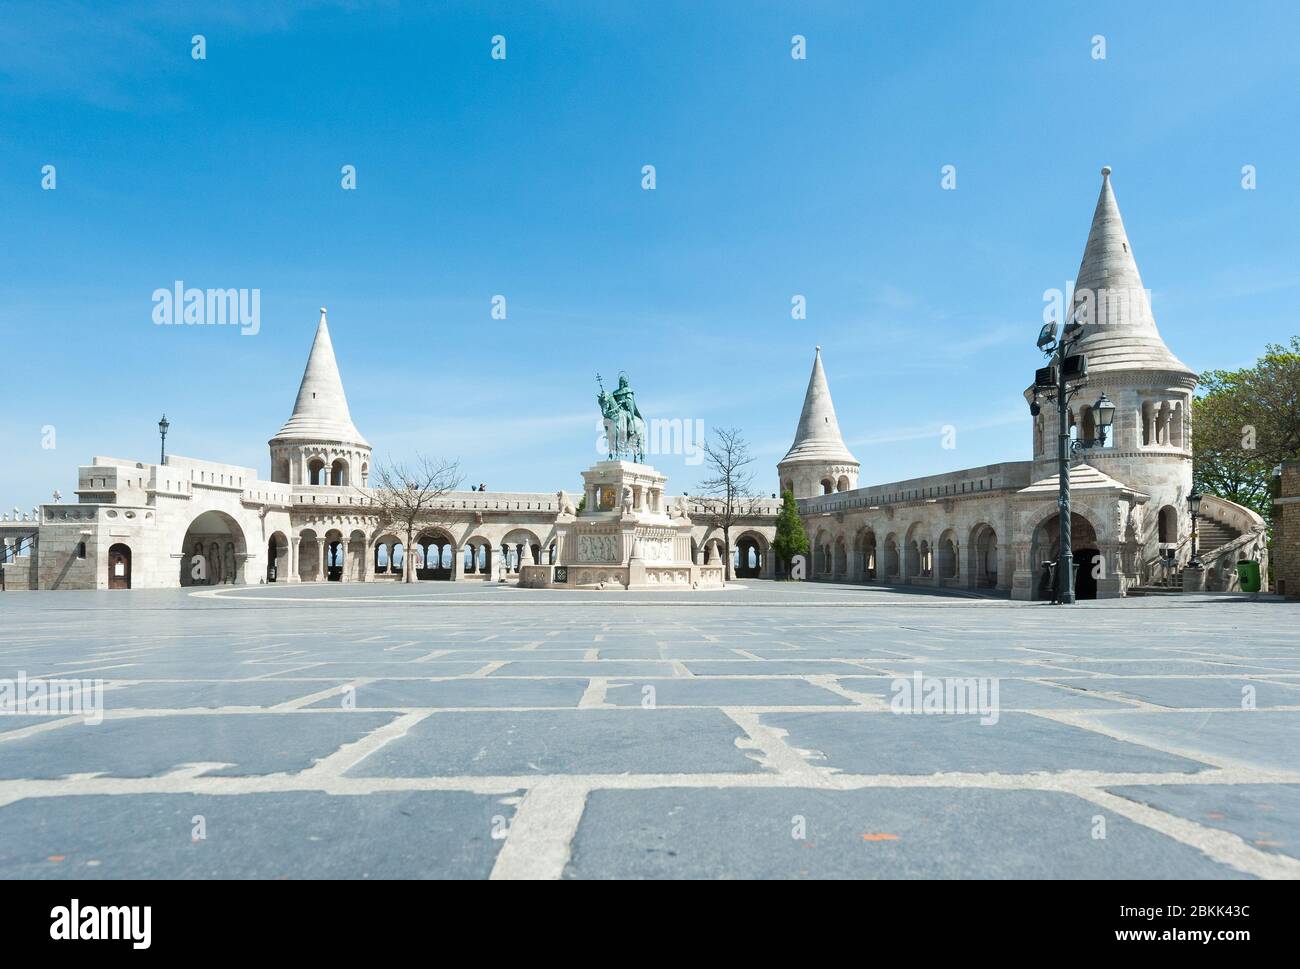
[1236,560,1261,593]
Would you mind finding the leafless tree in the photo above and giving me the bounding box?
[697,426,759,581]
[359,455,463,583]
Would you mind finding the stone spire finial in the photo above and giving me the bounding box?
[271,307,370,446]
[1066,168,1193,376]
[780,347,858,465]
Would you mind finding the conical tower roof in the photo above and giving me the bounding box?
[1066,167,1193,376]
[780,347,858,466]
[271,308,370,446]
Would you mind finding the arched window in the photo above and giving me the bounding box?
[330,459,348,486]
[1080,406,1096,445]
[1157,505,1178,545]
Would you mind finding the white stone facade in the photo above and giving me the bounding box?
[0,170,1266,596]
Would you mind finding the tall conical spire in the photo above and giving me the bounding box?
[271,308,369,445]
[1067,167,1192,375]
[781,346,858,464]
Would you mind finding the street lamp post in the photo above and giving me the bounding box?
[1029,322,1114,604]
[158,415,170,466]
[1187,487,1203,569]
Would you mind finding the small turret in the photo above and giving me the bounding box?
[777,347,859,498]
[269,308,371,487]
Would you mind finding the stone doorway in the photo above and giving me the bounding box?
[108,543,131,589]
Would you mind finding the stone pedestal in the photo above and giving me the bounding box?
[518,460,723,590]
[1181,564,1206,593]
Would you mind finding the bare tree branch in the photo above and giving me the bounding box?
[356,455,463,582]
[696,426,758,581]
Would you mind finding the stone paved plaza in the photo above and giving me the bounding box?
[0,582,1297,879]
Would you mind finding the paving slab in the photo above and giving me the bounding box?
[344,709,766,777]
[0,791,518,879]
[563,788,1252,879]
[1106,784,1300,861]
[305,678,589,709]
[1049,677,1300,709]
[0,712,395,779]
[1075,711,1300,772]
[761,711,1214,775]
[602,678,855,707]
[100,680,341,709]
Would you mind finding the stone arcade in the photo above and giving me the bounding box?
[0,170,1269,596]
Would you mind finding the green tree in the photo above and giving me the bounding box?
[1194,337,1300,523]
[771,489,809,578]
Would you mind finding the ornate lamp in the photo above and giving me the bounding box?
[158,414,170,465]
[1187,487,1203,568]
[1093,393,1115,445]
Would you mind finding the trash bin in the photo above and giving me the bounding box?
[1236,560,1261,593]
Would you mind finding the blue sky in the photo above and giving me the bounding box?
[3,0,1298,510]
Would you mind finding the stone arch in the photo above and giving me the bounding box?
[307,457,327,485]
[836,475,850,492]
[820,477,834,495]
[348,529,367,582]
[330,458,349,486]
[853,526,877,581]
[813,528,833,577]
[968,523,998,590]
[107,542,132,589]
[882,533,900,582]
[1080,405,1096,445]
[502,528,542,574]
[832,534,848,579]
[936,528,959,582]
[181,510,249,586]
[373,532,402,577]
[903,522,925,583]
[1028,512,1100,599]
[1157,504,1178,545]
[266,530,289,583]
[415,526,457,580]
[463,534,494,577]
[322,528,346,582]
[734,530,768,579]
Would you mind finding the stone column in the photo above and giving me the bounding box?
[317,540,326,582]
[288,538,300,583]
[1010,542,1034,600]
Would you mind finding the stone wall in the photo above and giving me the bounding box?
[1275,461,1300,598]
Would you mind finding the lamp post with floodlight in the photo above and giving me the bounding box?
[1029,322,1115,604]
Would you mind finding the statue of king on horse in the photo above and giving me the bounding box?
[597,372,646,463]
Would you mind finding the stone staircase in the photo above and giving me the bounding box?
[1196,519,1238,554]
[1129,515,1244,596]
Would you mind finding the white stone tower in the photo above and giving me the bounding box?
[1027,167,1197,548]
[778,346,859,498]
[269,308,371,487]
